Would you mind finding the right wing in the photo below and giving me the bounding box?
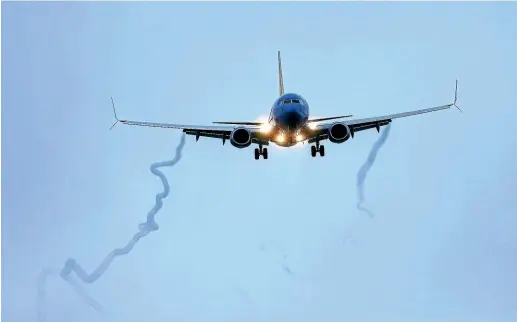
[307,80,460,143]
[110,99,268,145]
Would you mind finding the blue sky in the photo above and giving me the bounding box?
[2,2,517,322]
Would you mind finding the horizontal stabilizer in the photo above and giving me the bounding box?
[213,121,265,126]
[307,115,354,123]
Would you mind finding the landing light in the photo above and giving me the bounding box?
[296,134,304,141]
[308,123,318,130]
[277,134,285,142]
[260,124,272,133]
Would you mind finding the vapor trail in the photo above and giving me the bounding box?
[356,124,391,218]
[37,134,186,321]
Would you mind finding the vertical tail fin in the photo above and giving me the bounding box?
[278,51,284,96]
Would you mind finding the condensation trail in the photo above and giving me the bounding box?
[37,134,186,321]
[356,124,391,218]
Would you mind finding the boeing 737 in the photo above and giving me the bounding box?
[110,51,460,160]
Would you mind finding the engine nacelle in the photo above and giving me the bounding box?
[230,127,252,148]
[328,122,351,143]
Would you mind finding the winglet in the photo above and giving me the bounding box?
[109,97,120,130]
[453,79,462,113]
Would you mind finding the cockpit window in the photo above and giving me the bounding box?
[280,98,303,105]
[282,99,302,105]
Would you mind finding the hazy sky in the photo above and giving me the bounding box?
[2,2,517,322]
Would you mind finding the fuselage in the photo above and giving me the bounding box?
[268,93,310,147]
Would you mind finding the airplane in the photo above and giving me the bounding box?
[110,51,460,160]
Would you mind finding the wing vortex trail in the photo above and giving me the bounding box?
[36,134,186,321]
[356,124,391,218]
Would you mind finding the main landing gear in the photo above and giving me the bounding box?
[254,145,268,160]
[311,141,325,157]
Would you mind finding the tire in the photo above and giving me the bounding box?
[311,145,317,157]
[319,145,325,157]
[254,148,260,160]
[263,148,268,159]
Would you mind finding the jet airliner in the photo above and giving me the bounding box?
[111,51,459,160]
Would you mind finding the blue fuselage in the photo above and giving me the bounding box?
[269,93,310,135]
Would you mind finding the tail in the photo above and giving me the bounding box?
[278,51,284,96]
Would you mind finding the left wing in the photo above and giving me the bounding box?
[308,80,460,143]
[109,98,268,144]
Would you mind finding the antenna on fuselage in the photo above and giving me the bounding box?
[278,51,284,96]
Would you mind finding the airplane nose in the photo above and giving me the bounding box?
[285,110,301,124]
[279,106,304,129]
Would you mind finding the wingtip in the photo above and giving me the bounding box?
[110,97,119,121]
[453,79,461,113]
[109,96,122,130]
[109,121,119,130]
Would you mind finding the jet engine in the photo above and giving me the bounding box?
[230,127,252,148]
[328,122,351,143]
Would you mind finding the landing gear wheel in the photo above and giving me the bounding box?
[263,148,268,159]
[311,145,317,157]
[254,148,260,160]
[319,145,325,157]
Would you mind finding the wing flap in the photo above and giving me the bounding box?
[350,119,391,133]
[183,130,229,139]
